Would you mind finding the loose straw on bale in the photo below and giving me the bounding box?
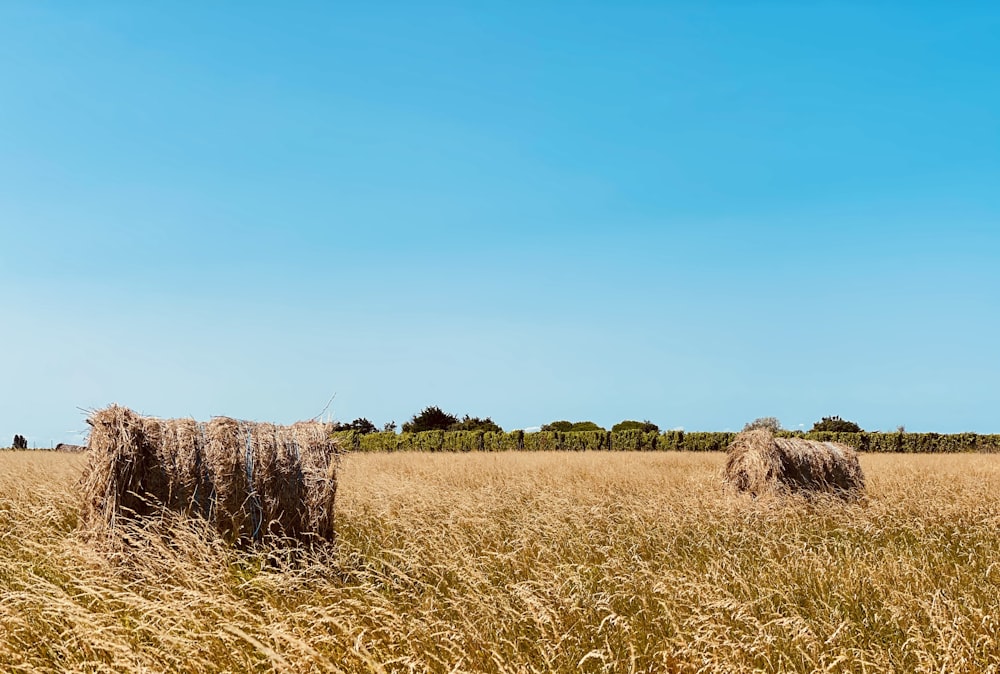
[80,405,341,546]
[723,428,865,498]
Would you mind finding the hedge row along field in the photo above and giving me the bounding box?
[334,429,1000,453]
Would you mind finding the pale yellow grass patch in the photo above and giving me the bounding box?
[1,450,998,673]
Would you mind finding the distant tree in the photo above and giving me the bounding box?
[743,417,781,433]
[896,425,906,433]
[336,418,378,435]
[811,416,863,433]
[450,415,503,433]
[402,406,459,433]
[383,421,397,433]
[12,434,27,449]
[612,420,660,433]
[542,420,606,432]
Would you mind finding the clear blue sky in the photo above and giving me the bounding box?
[2,2,999,445]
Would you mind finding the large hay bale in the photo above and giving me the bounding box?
[80,405,341,546]
[723,428,865,498]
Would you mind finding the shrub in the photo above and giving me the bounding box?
[811,416,863,433]
[541,421,606,432]
[742,417,781,432]
[450,415,503,433]
[403,407,459,433]
[335,418,378,435]
[612,420,660,433]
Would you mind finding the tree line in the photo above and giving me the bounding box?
[1,415,869,451]
[335,408,867,436]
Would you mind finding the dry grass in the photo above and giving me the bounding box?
[1,450,999,673]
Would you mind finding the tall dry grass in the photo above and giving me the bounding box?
[1,450,998,673]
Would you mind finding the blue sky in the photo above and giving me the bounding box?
[2,2,999,445]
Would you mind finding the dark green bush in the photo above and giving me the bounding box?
[612,420,660,434]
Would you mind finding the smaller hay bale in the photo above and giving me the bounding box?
[724,428,865,498]
[79,405,341,546]
[55,443,86,452]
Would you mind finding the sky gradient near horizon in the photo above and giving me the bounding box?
[2,2,999,445]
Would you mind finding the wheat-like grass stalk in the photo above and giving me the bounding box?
[1,450,998,672]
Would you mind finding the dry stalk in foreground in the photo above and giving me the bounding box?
[0,450,997,672]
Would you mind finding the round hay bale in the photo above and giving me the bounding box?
[79,404,341,546]
[723,428,865,498]
[55,443,87,452]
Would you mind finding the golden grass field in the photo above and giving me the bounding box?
[1,450,998,673]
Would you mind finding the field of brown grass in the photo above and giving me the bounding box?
[1,450,998,673]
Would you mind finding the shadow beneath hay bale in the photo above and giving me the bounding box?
[723,428,865,500]
[79,405,342,549]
